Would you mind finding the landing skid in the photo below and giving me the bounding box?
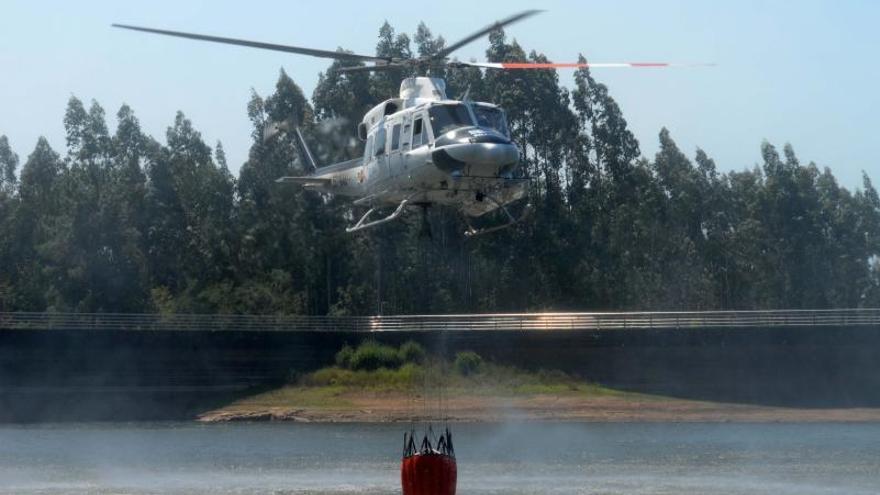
[463,195,531,237]
[345,195,529,237]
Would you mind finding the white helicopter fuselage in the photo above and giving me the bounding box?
[115,11,692,235]
[293,77,527,219]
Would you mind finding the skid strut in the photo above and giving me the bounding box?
[346,198,410,233]
[463,194,531,237]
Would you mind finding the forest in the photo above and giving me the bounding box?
[0,23,878,315]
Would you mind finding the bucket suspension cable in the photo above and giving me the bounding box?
[403,426,456,458]
[401,221,457,495]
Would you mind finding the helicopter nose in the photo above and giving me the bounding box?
[433,142,519,170]
[431,127,519,173]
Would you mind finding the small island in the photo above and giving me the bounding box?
[199,340,880,423]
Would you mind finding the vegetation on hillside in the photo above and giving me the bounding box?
[0,21,878,314]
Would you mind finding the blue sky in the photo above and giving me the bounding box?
[1,0,878,188]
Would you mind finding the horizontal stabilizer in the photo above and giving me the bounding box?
[275,176,333,186]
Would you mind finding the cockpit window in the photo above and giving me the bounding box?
[428,104,474,136]
[474,105,510,138]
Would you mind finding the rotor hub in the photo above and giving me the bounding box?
[399,77,447,101]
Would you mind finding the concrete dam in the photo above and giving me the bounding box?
[1,310,879,421]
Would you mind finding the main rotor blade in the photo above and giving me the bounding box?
[433,10,543,60]
[457,61,716,69]
[112,24,389,63]
[333,64,402,73]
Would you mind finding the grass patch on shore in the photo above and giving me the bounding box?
[219,341,637,412]
[297,361,619,397]
[223,385,355,410]
[285,341,624,399]
[224,366,623,412]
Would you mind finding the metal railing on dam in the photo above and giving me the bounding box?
[0,309,879,333]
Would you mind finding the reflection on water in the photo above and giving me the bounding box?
[0,422,878,494]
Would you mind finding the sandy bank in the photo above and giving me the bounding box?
[197,390,880,423]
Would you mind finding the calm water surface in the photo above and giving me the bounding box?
[0,422,878,494]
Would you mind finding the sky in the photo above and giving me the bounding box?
[1,0,878,189]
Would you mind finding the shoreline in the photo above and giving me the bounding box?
[197,388,880,423]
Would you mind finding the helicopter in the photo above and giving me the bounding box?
[114,10,699,236]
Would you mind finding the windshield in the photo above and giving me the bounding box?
[474,105,510,138]
[427,104,474,136]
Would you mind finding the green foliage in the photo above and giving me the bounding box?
[295,346,600,396]
[398,340,426,364]
[453,351,483,376]
[0,21,878,313]
[0,135,18,195]
[301,363,423,390]
[334,340,425,371]
[349,340,402,371]
[335,344,354,369]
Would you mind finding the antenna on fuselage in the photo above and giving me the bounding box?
[291,125,318,172]
[263,115,319,172]
[460,84,476,116]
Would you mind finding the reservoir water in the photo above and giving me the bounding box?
[1,422,878,494]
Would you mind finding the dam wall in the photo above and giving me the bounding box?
[1,311,879,421]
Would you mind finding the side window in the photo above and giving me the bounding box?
[374,125,386,156]
[391,124,401,151]
[363,135,374,161]
[412,118,423,147]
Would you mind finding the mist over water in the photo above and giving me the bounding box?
[0,422,878,494]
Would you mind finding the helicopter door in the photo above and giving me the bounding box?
[408,115,428,173]
[373,123,388,178]
[389,122,403,178]
[411,116,424,149]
